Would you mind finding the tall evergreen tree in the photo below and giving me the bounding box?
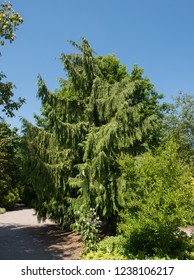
[22,38,167,230]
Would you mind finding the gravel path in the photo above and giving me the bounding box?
[0,206,82,260]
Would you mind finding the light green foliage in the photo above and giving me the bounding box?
[83,235,131,259]
[84,251,128,260]
[96,235,128,255]
[0,1,23,46]
[118,140,194,259]
[0,207,6,214]
[83,234,194,260]
[0,1,25,117]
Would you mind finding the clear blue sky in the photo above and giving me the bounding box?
[1,0,194,129]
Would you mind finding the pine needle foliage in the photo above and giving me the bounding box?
[22,38,167,229]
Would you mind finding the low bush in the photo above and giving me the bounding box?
[83,235,132,260]
[0,207,6,214]
[117,140,194,259]
[0,186,19,209]
[84,251,127,260]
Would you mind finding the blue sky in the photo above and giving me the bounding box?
[1,0,194,129]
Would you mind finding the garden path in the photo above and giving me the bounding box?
[0,205,82,260]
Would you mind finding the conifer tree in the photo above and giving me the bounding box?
[22,38,167,230]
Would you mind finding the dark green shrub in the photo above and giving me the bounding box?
[0,183,19,209]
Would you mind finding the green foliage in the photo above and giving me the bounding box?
[22,38,167,232]
[83,235,132,259]
[0,1,25,117]
[165,92,194,167]
[0,0,23,46]
[0,207,6,214]
[0,121,21,208]
[118,140,194,259]
[83,233,194,260]
[97,54,128,84]
[19,183,37,207]
[84,251,128,260]
[19,38,194,260]
[96,235,128,255]
[0,72,25,117]
[0,2,26,205]
[74,206,100,253]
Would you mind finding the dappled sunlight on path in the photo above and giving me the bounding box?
[0,206,82,260]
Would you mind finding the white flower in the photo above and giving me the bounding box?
[82,170,85,176]
[99,184,103,190]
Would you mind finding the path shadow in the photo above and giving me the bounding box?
[9,203,31,212]
[0,223,82,260]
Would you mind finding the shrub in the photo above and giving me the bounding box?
[0,207,6,214]
[84,235,132,260]
[0,184,19,209]
[118,140,194,259]
[97,235,128,255]
[84,251,128,260]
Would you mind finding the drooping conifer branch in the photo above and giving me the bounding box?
[22,38,166,229]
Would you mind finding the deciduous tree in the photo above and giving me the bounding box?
[0,1,25,117]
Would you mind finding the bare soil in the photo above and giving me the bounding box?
[0,205,82,260]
